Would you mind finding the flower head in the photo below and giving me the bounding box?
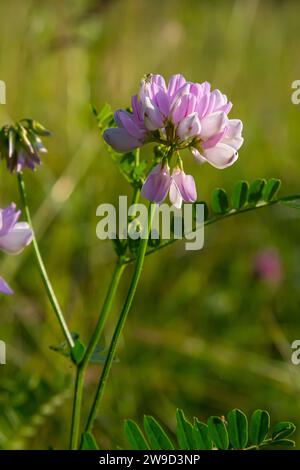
[103,73,244,206]
[0,119,50,173]
[0,203,33,294]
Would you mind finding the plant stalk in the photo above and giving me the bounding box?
[85,203,156,433]
[17,172,74,349]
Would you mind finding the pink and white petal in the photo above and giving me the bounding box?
[201,81,211,95]
[219,101,233,114]
[131,95,143,122]
[0,276,13,295]
[210,89,227,111]
[202,129,227,150]
[143,97,165,130]
[0,222,33,255]
[203,143,239,169]
[191,147,207,164]
[200,111,227,140]
[155,89,170,116]
[196,94,209,118]
[141,164,171,204]
[167,74,186,98]
[172,94,191,124]
[172,170,197,203]
[152,74,167,90]
[114,110,145,139]
[176,113,201,140]
[0,203,21,236]
[169,181,183,209]
[103,128,142,152]
[222,119,244,150]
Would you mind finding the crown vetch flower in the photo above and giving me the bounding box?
[141,164,197,209]
[0,119,50,173]
[0,203,33,295]
[103,73,243,206]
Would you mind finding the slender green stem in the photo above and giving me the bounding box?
[69,366,85,449]
[17,172,74,349]
[85,204,156,433]
[69,184,142,448]
[69,260,126,449]
[82,261,126,369]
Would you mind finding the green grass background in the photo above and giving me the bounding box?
[0,0,300,449]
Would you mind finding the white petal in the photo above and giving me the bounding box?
[191,147,207,165]
[200,111,227,140]
[169,181,182,209]
[0,222,33,255]
[203,143,239,169]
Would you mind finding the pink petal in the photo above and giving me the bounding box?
[131,95,143,122]
[141,164,171,203]
[103,128,142,152]
[0,203,20,236]
[169,180,183,209]
[200,111,227,140]
[203,143,239,169]
[222,119,244,150]
[143,97,164,130]
[0,222,33,255]
[0,276,13,295]
[167,74,186,98]
[172,169,197,203]
[191,147,207,165]
[177,113,201,140]
[202,129,227,150]
[115,110,145,139]
[155,89,170,116]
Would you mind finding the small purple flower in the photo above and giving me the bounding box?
[141,164,197,208]
[103,73,244,205]
[254,249,283,287]
[0,203,33,295]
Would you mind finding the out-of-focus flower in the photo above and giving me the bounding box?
[103,74,243,206]
[0,119,50,172]
[141,163,197,208]
[0,203,33,295]
[254,249,283,287]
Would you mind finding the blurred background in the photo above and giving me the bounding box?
[0,0,300,450]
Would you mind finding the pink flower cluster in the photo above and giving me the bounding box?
[104,74,243,207]
[0,203,32,295]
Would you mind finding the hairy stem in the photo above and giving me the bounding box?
[17,172,74,349]
[85,204,156,433]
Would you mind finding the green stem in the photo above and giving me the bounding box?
[69,260,126,449]
[85,204,156,433]
[69,366,85,449]
[17,172,74,349]
[82,261,126,369]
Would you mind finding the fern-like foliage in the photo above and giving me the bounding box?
[123,408,296,450]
